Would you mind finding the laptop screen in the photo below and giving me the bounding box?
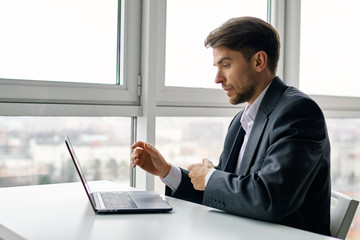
[65,136,96,208]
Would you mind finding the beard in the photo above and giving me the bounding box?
[229,73,257,105]
[229,84,256,105]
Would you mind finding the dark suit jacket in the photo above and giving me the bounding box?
[165,77,331,236]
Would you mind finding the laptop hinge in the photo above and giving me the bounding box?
[137,74,142,97]
[95,192,106,209]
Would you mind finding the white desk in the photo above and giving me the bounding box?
[0,181,337,240]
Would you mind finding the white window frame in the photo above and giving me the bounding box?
[150,0,279,117]
[154,0,242,113]
[3,0,360,190]
[151,0,360,119]
[282,0,360,118]
[0,0,142,117]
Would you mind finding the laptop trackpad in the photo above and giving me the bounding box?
[130,192,169,208]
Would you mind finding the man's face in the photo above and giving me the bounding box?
[213,46,258,105]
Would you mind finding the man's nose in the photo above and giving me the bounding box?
[215,71,225,84]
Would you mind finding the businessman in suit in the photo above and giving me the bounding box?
[131,17,331,236]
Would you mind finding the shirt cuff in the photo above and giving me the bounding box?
[205,168,216,186]
[160,163,181,192]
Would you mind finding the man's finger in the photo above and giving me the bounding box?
[188,163,202,171]
[132,142,156,157]
[188,164,194,171]
[132,141,145,149]
[202,159,214,168]
[132,148,144,158]
[143,143,160,157]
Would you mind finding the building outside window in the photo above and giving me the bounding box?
[0,117,131,187]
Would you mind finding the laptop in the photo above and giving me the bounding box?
[65,136,172,213]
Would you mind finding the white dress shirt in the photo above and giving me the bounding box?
[162,83,271,192]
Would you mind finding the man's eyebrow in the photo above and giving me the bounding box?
[214,57,231,66]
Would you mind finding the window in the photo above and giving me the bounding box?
[300,0,360,97]
[165,0,268,89]
[4,2,360,237]
[0,117,131,187]
[326,118,360,239]
[0,0,141,187]
[155,0,269,108]
[0,0,141,106]
[297,3,360,225]
[0,0,118,84]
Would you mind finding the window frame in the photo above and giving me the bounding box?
[3,0,360,190]
[282,0,360,118]
[155,0,360,118]
[0,0,142,117]
[154,0,279,115]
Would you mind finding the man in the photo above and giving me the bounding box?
[131,17,331,236]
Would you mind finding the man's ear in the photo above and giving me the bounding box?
[253,51,267,72]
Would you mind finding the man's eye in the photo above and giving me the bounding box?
[223,64,230,68]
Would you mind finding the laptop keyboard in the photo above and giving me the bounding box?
[100,192,138,209]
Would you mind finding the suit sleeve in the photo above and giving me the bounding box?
[165,168,204,204]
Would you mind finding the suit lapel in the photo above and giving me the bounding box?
[238,77,287,176]
[224,125,245,173]
[223,112,243,171]
[238,110,267,176]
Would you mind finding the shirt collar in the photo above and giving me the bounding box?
[240,83,271,133]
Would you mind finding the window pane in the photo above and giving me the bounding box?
[326,118,360,238]
[300,0,360,97]
[154,117,232,193]
[0,0,119,84]
[0,117,131,187]
[165,0,268,88]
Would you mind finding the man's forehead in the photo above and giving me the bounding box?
[213,47,233,65]
[213,47,246,65]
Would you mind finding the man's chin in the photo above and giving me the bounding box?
[229,96,246,105]
[229,100,240,105]
[229,97,241,105]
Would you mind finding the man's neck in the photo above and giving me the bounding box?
[248,74,275,106]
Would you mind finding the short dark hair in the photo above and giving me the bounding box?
[204,17,280,75]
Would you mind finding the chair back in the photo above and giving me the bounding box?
[330,190,359,239]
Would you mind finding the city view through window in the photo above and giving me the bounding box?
[0,117,131,187]
[326,119,360,240]
[0,117,359,239]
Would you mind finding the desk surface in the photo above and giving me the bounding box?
[0,181,337,240]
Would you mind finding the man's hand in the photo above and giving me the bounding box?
[131,141,171,178]
[188,159,215,191]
